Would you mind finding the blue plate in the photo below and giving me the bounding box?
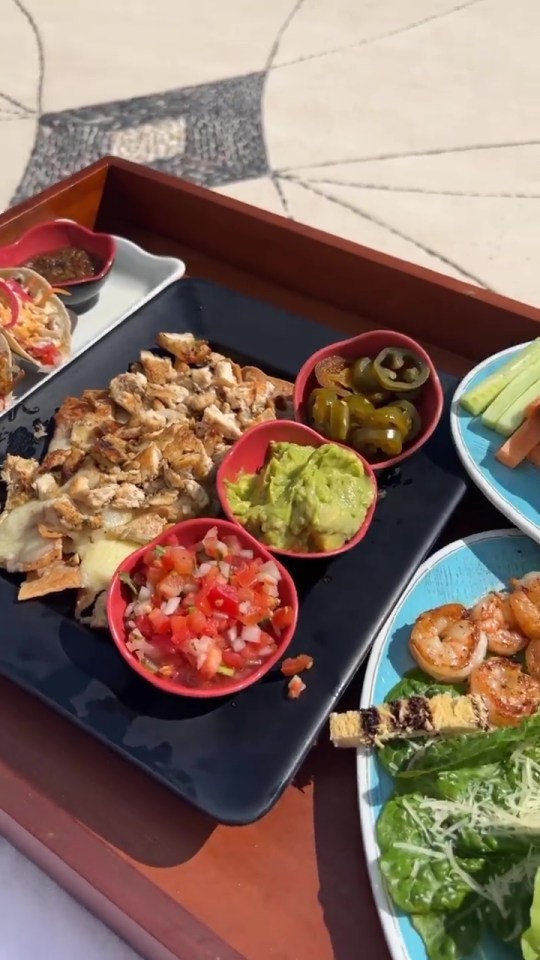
[451,343,540,543]
[357,529,540,960]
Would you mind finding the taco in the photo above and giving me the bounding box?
[0,267,72,371]
[0,331,24,411]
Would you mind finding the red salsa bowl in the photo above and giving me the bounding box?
[107,518,299,699]
[0,218,116,308]
[293,329,443,470]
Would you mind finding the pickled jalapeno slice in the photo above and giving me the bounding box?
[373,348,430,393]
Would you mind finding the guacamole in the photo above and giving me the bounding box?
[226,441,374,553]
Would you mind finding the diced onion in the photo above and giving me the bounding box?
[241,624,261,644]
[231,637,246,652]
[219,561,231,579]
[163,597,180,616]
[138,585,151,601]
[257,561,281,583]
[239,549,254,559]
[226,626,238,643]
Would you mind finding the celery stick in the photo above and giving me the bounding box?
[495,380,540,436]
[459,339,540,416]
[482,360,540,430]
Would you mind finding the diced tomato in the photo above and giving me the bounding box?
[128,533,290,689]
[199,646,222,678]
[208,583,239,616]
[31,343,61,366]
[162,546,194,576]
[287,675,306,699]
[222,650,244,670]
[162,533,179,547]
[156,571,184,599]
[281,654,313,677]
[187,607,207,634]
[170,614,190,643]
[273,606,295,630]
[192,589,212,616]
[148,607,171,635]
[134,614,152,635]
[233,561,260,588]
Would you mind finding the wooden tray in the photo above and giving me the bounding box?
[1,158,539,960]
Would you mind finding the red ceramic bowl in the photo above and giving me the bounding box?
[293,330,444,470]
[107,517,299,699]
[0,219,116,308]
[216,419,377,560]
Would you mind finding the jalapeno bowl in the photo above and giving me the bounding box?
[216,419,377,559]
[107,518,299,699]
[293,330,443,470]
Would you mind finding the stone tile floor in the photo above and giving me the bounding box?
[2,0,540,304]
[1,0,540,957]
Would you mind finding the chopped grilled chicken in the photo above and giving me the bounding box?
[0,333,280,609]
[1,455,39,509]
[109,371,147,414]
[138,350,177,384]
[33,473,60,500]
[202,404,242,439]
[111,513,167,544]
[156,331,211,365]
[191,366,213,389]
[213,359,237,387]
[329,693,491,749]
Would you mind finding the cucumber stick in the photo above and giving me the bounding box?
[482,360,540,430]
[495,380,540,436]
[459,339,540,416]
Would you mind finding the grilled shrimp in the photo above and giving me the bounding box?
[469,657,540,727]
[509,572,540,641]
[409,603,487,682]
[525,637,540,679]
[470,591,528,656]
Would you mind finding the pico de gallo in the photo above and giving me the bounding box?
[121,526,295,688]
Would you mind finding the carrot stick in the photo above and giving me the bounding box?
[496,415,540,468]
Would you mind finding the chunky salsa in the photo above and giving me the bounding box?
[25,246,99,284]
[122,526,295,688]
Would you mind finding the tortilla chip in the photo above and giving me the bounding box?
[18,557,83,600]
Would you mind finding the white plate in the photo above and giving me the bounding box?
[450,342,540,544]
[357,528,540,960]
[6,235,185,412]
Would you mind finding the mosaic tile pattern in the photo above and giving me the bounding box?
[2,0,540,304]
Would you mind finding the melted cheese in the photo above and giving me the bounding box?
[78,538,139,595]
[0,500,50,570]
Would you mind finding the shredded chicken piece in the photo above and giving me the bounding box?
[156,332,211,365]
[1,455,39,509]
[138,350,177,384]
[202,404,242,440]
[109,371,147,414]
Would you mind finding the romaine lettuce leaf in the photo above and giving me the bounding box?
[412,902,483,960]
[396,712,540,780]
[522,868,540,959]
[377,795,487,913]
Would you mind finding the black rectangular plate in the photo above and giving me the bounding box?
[0,278,467,824]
